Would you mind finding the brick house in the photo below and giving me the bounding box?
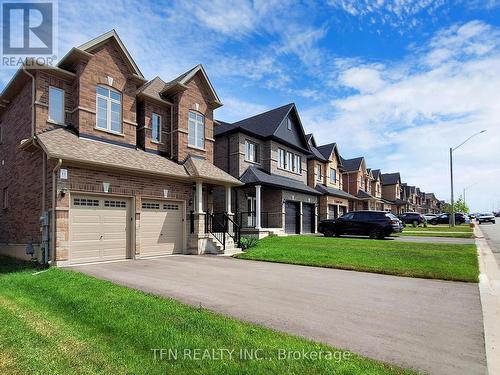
[380,172,407,214]
[0,30,242,265]
[214,103,321,236]
[306,135,356,219]
[340,156,381,211]
[368,169,392,211]
[423,193,441,214]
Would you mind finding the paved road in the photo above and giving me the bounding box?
[73,256,486,375]
[478,219,500,265]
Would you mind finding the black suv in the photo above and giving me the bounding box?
[428,213,466,225]
[398,212,426,225]
[318,211,403,239]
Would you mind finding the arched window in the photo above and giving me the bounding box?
[96,86,122,133]
[188,111,205,149]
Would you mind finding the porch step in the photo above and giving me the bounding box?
[267,228,287,237]
[206,233,242,256]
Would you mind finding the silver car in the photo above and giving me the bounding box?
[477,213,496,224]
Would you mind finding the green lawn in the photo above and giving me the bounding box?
[235,236,479,282]
[0,256,416,375]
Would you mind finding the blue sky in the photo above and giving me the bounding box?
[1,0,500,211]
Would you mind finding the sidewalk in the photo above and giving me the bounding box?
[475,225,500,375]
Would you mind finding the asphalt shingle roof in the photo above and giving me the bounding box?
[341,157,364,172]
[240,166,321,195]
[381,172,401,185]
[315,184,357,200]
[214,103,294,137]
[34,128,241,185]
[371,169,381,180]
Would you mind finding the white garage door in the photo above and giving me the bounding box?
[140,200,184,256]
[70,195,130,264]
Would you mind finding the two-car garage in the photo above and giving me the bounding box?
[69,195,184,265]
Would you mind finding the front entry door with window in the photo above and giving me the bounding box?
[247,197,256,227]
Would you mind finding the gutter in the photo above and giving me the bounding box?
[51,158,62,264]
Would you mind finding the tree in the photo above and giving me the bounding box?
[443,196,469,214]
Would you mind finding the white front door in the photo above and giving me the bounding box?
[247,197,256,226]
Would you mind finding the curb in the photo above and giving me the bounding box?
[474,225,500,375]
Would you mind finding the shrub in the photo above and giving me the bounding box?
[239,236,259,250]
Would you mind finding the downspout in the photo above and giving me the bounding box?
[51,158,62,263]
[22,67,36,136]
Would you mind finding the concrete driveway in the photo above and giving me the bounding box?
[73,256,486,375]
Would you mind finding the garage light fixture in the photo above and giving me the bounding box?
[103,182,110,193]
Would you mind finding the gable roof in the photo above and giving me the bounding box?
[371,169,381,181]
[160,64,222,108]
[341,156,364,172]
[136,76,172,104]
[240,166,321,195]
[58,30,145,80]
[381,172,401,185]
[306,134,328,161]
[215,103,310,153]
[316,143,342,166]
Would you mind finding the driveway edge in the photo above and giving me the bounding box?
[475,225,500,375]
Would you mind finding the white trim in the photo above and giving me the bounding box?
[188,110,205,149]
[96,85,122,133]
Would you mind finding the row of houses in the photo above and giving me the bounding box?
[211,104,442,237]
[0,31,441,265]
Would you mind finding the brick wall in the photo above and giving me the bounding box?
[0,80,44,245]
[74,40,138,145]
[173,73,215,162]
[137,99,172,155]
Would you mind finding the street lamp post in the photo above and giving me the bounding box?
[449,130,486,227]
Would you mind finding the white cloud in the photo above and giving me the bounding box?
[304,20,500,211]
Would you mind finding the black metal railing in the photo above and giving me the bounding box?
[224,213,241,248]
[206,212,226,249]
[235,211,283,229]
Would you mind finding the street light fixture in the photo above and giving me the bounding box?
[449,130,486,226]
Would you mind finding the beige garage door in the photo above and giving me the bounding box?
[70,195,130,264]
[140,200,184,256]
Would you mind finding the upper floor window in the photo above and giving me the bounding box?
[96,86,122,133]
[245,140,258,162]
[152,113,161,143]
[2,187,7,209]
[278,148,301,173]
[360,179,364,189]
[330,168,337,183]
[286,117,292,130]
[294,155,301,173]
[0,124,3,144]
[48,86,64,124]
[278,148,286,169]
[316,165,322,181]
[188,111,205,149]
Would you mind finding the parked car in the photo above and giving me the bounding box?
[423,214,437,221]
[495,212,500,218]
[318,211,403,239]
[428,213,466,225]
[399,212,426,225]
[477,213,496,224]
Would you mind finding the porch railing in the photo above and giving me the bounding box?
[204,212,241,250]
[235,211,282,229]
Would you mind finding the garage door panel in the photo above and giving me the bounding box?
[70,195,130,264]
[140,200,183,256]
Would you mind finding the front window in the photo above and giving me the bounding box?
[330,168,337,183]
[96,86,122,133]
[287,152,294,172]
[188,111,205,148]
[2,187,7,209]
[245,140,257,162]
[49,86,64,124]
[278,148,286,169]
[316,165,322,181]
[294,155,301,173]
[287,117,292,130]
[152,113,161,143]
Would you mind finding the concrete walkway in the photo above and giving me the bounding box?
[475,225,500,375]
[72,256,486,375]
